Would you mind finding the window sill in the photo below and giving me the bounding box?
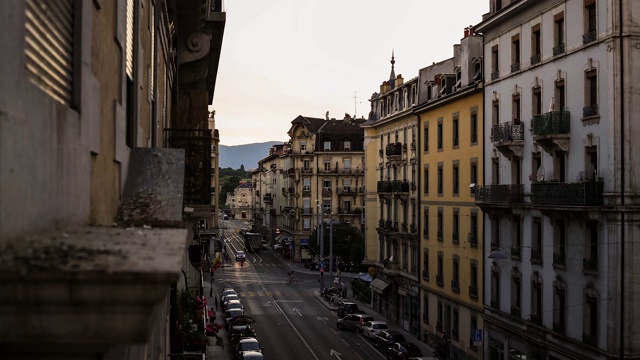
[581,115,600,126]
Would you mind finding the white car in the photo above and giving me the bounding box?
[236,251,246,261]
[362,320,389,339]
[273,243,283,251]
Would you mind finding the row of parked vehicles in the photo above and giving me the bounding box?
[303,259,360,273]
[335,301,428,360]
[221,287,264,360]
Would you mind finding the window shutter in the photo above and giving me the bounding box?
[25,0,75,105]
[126,0,135,79]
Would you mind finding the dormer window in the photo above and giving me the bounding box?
[324,140,331,151]
[426,83,433,101]
[300,141,307,152]
[344,140,351,151]
[455,68,462,89]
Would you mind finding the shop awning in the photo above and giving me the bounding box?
[370,278,391,293]
[275,233,286,241]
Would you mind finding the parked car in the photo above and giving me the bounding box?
[337,301,365,317]
[336,314,374,333]
[221,288,237,298]
[222,293,240,304]
[362,320,389,339]
[236,251,246,261]
[386,342,427,360]
[273,243,283,251]
[225,309,245,324]
[238,351,263,360]
[235,337,264,359]
[224,299,243,312]
[374,330,407,353]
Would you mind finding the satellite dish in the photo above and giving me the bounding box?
[536,166,545,182]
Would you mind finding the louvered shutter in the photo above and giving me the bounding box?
[126,0,134,79]
[25,0,75,106]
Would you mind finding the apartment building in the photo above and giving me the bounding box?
[475,0,640,359]
[362,56,421,336]
[254,143,289,245]
[274,114,366,262]
[226,182,254,220]
[0,0,224,358]
[414,32,485,360]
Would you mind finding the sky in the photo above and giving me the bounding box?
[211,0,490,146]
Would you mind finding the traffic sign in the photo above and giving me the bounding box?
[472,329,483,346]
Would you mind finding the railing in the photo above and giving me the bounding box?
[436,274,444,286]
[492,122,524,143]
[530,314,542,325]
[530,53,541,65]
[583,258,598,272]
[553,43,565,56]
[531,181,604,206]
[510,62,520,73]
[490,71,499,80]
[475,184,524,204]
[164,128,211,205]
[532,110,570,137]
[583,30,596,45]
[377,180,410,193]
[385,142,403,157]
[583,104,599,118]
[301,167,313,174]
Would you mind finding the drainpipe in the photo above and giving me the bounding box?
[618,0,625,359]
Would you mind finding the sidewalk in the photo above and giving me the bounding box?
[282,255,436,358]
[204,269,233,360]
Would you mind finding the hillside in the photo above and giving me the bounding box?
[219,141,283,170]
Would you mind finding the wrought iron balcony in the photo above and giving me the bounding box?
[164,128,212,205]
[530,53,541,65]
[533,111,570,137]
[475,184,524,205]
[583,30,597,45]
[385,142,402,157]
[531,180,604,206]
[490,71,499,80]
[377,180,410,194]
[492,122,525,158]
[553,43,565,56]
[510,62,521,73]
[583,104,599,118]
[469,285,478,299]
[436,274,444,286]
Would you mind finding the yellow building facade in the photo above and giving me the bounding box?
[415,33,485,360]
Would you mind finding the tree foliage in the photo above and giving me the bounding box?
[307,222,364,265]
[219,167,248,178]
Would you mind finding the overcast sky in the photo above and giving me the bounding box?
[211,0,489,146]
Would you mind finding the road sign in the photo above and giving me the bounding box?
[473,329,483,346]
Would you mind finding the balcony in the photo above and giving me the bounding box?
[583,30,597,45]
[338,186,354,196]
[553,43,565,56]
[510,62,520,73]
[301,167,313,174]
[583,104,599,119]
[532,110,571,154]
[511,246,521,259]
[164,129,212,205]
[531,53,541,65]
[385,142,403,157]
[553,252,566,267]
[451,279,460,292]
[531,180,604,207]
[492,122,524,159]
[475,184,524,209]
[322,187,332,196]
[384,259,400,272]
[377,180,410,198]
[436,274,444,287]
[285,167,295,176]
[263,193,273,203]
[529,314,542,326]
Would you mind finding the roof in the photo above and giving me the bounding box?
[236,183,252,189]
[291,115,326,132]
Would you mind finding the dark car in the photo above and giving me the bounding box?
[336,314,374,333]
[375,330,407,353]
[387,342,426,360]
[337,302,364,317]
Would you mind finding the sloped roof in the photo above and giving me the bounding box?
[290,115,326,132]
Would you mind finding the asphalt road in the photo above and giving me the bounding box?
[217,219,386,360]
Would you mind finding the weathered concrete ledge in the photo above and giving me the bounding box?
[0,226,188,346]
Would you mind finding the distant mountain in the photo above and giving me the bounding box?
[219,141,283,170]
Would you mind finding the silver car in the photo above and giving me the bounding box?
[362,320,389,339]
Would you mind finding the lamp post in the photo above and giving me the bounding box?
[329,209,334,287]
[318,203,325,292]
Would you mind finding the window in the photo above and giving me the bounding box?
[470,111,478,144]
[303,159,311,170]
[491,157,500,185]
[491,45,499,80]
[452,308,459,340]
[493,0,502,12]
[583,0,597,44]
[532,217,543,263]
[453,163,459,195]
[423,294,430,324]
[300,141,307,152]
[303,178,311,191]
[452,116,459,147]
[531,274,543,324]
[452,210,459,244]
[553,280,566,334]
[424,124,429,152]
[470,212,478,247]
[531,24,541,64]
[584,221,599,272]
[470,314,478,349]
[324,159,331,171]
[511,34,521,73]
[343,158,351,171]
[585,69,598,117]
[437,300,443,331]
[452,255,460,292]
[492,99,500,126]
[423,207,430,239]
[469,260,478,298]
[491,267,500,308]
[437,164,443,195]
[324,140,331,151]
[343,140,351,151]
[323,180,331,190]
[532,86,542,116]
[423,248,430,280]
[511,270,521,316]
[411,85,417,105]
[512,93,521,124]
[437,120,443,150]
[583,289,598,343]
[554,150,566,182]
[532,151,542,182]
[470,160,478,196]
[437,252,444,286]
[512,215,522,258]
[491,217,501,250]
[554,12,565,55]
[437,209,443,241]
[424,166,429,195]
[553,219,567,267]
[555,78,566,111]
[303,218,311,231]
